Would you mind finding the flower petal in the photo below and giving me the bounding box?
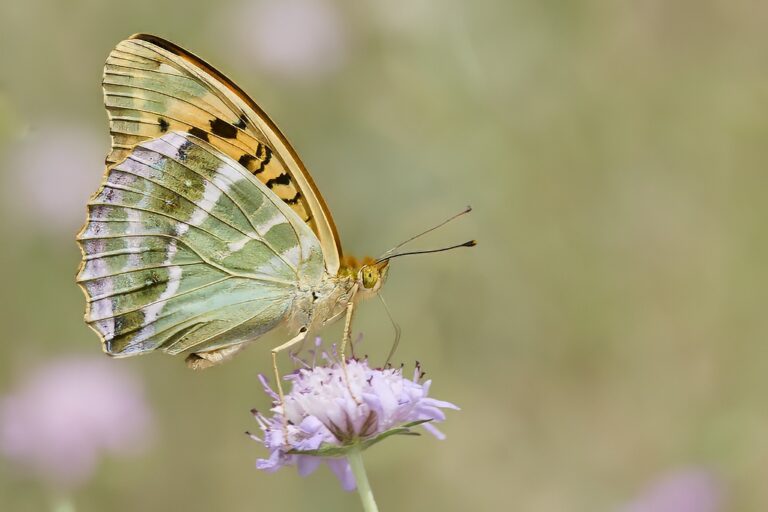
[296,455,322,477]
[422,422,446,440]
[327,458,356,491]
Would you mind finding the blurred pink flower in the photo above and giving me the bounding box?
[2,122,104,235]
[620,468,724,512]
[220,0,347,79]
[0,356,153,489]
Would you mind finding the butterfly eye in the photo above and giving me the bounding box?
[361,268,378,289]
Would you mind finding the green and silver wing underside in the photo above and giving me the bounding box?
[76,132,325,357]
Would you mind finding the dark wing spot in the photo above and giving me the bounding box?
[178,140,194,160]
[188,127,209,142]
[285,192,302,204]
[265,173,291,188]
[209,118,238,139]
[256,147,272,174]
[158,117,170,132]
[238,154,255,168]
[234,114,247,129]
[237,145,273,174]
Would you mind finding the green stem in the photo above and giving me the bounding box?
[347,447,379,512]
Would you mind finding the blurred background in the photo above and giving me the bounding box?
[0,0,766,510]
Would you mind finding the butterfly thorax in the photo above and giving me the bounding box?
[286,272,356,334]
[286,255,389,334]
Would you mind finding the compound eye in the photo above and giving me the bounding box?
[362,268,378,289]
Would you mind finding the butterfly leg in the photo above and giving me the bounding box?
[339,299,362,405]
[339,283,359,364]
[271,327,309,408]
[185,344,248,370]
[340,300,355,363]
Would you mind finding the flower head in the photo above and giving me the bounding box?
[249,341,458,491]
[0,356,154,489]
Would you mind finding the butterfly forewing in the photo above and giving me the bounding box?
[101,35,341,273]
[76,132,325,356]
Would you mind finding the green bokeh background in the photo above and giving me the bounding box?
[1,0,767,510]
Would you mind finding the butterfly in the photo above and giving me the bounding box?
[76,34,473,377]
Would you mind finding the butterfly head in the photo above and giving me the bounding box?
[341,256,390,297]
[359,260,389,294]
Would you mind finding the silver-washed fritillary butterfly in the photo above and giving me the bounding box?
[76,35,474,388]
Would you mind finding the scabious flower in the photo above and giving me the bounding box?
[248,341,458,491]
[0,356,154,490]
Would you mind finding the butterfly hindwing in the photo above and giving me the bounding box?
[76,132,325,356]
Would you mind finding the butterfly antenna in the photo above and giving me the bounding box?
[379,293,402,367]
[380,206,472,258]
[376,240,476,264]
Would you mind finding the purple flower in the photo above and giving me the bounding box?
[620,468,724,512]
[0,356,154,490]
[248,344,458,491]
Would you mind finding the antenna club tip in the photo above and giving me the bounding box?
[464,205,473,213]
[465,240,477,247]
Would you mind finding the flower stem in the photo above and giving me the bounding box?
[347,447,379,512]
